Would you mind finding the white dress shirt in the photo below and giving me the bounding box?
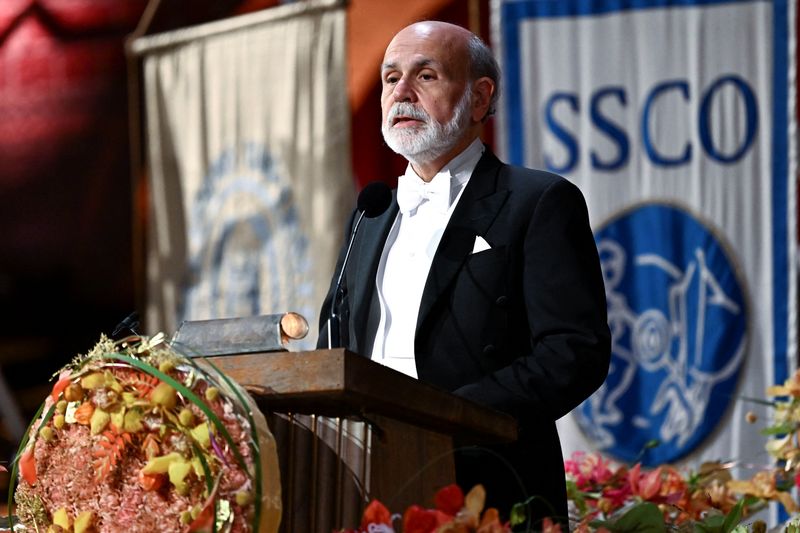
[370,139,485,378]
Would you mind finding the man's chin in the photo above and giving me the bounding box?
[386,142,431,160]
[384,136,422,157]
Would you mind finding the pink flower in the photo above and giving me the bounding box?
[566,452,617,489]
[628,463,663,501]
[564,451,585,476]
[601,485,632,511]
[540,517,563,533]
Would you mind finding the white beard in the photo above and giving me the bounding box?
[382,86,473,165]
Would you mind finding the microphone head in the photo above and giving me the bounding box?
[357,182,392,218]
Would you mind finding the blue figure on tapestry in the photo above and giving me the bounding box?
[577,203,747,465]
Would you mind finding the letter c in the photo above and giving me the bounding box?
[641,80,692,167]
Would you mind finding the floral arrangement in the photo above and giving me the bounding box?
[558,451,750,532]
[347,368,800,533]
[728,368,800,514]
[8,334,281,533]
[340,483,519,533]
[547,368,800,532]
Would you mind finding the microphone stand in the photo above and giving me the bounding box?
[327,210,367,349]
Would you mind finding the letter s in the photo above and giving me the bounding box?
[591,87,630,171]
[544,92,580,174]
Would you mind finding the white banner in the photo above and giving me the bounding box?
[133,0,352,344]
[494,0,796,475]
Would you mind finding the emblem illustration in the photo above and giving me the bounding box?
[182,143,312,324]
[577,203,747,465]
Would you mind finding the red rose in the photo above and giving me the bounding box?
[403,505,439,533]
[434,484,464,515]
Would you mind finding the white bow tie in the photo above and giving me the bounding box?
[396,173,451,214]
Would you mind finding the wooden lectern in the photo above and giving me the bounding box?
[212,348,517,532]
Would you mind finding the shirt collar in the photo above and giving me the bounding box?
[401,138,485,207]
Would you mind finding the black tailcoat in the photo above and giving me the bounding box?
[318,149,611,525]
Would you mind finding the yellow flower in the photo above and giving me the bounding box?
[728,471,799,513]
[765,434,793,459]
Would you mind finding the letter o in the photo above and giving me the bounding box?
[699,75,758,164]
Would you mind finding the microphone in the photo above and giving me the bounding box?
[112,311,140,338]
[327,182,392,348]
[357,180,393,217]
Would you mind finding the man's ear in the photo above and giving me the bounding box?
[471,77,495,123]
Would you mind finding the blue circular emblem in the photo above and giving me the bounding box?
[182,143,313,324]
[576,203,747,465]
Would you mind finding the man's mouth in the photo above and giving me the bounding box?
[391,116,424,127]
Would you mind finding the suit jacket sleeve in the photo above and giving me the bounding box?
[451,177,611,422]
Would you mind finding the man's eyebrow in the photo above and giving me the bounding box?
[380,58,438,73]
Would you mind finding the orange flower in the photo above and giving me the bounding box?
[361,499,392,528]
[19,446,36,485]
[73,402,95,425]
[50,372,72,402]
[141,433,160,459]
[138,470,165,491]
[476,508,505,533]
[660,466,689,509]
[187,504,214,533]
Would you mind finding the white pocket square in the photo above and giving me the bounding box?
[471,235,492,254]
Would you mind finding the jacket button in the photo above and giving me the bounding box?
[483,344,496,356]
[495,295,508,307]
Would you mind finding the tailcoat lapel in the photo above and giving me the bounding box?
[415,150,509,337]
[349,194,398,348]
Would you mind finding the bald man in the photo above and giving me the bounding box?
[319,21,610,526]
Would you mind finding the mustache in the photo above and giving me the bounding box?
[386,102,430,125]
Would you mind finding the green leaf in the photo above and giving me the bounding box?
[590,518,613,529]
[721,498,746,533]
[760,423,796,435]
[694,517,722,533]
[591,503,665,532]
[566,479,588,515]
[509,502,527,527]
[632,440,661,463]
[692,499,749,533]
[609,502,666,533]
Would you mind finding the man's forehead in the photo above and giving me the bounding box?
[381,55,442,72]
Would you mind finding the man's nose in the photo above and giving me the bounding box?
[393,78,417,102]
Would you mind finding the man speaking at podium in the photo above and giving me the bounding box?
[319,21,611,526]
